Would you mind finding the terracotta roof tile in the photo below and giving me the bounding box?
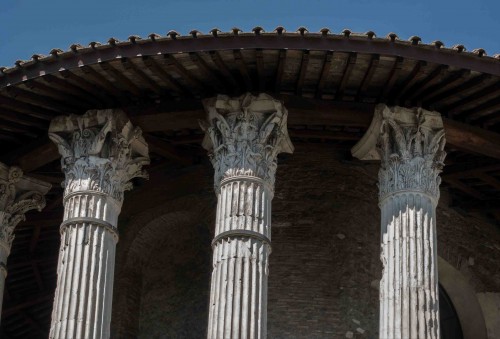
[1,27,499,77]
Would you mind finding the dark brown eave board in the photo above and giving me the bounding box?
[2,35,499,88]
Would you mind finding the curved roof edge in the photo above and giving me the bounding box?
[1,28,500,88]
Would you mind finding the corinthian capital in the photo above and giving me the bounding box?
[48,109,150,203]
[0,163,51,251]
[352,104,446,200]
[200,93,294,188]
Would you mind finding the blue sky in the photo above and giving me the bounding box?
[1,0,499,67]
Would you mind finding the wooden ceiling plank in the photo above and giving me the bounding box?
[389,60,426,103]
[164,54,206,94]
[81,65,129,101]
[0,94,61,120]
[189,52,226,92]
[316,51,333,98]
[4,86,80,114]
[400,64,448,103]
[22,79,94,108]
[296,50,310,96]
[1,137,59,173]
[335,52,357,100]
[99,62,143,97]
[445,81,500,116]
[142,56,189,96]
[121,58,164,95]
[0,121,38,137]
[274,49,287,93]
[417,69,471,105]
[355,54,380,102]
[0,108,47,129]
[60,69,117,106]
[378,56,404,102]
[463,97,500,122]
[42,74,103,107]
[233,50,253,91]
[209,51,240,93]
[424,73,492,107]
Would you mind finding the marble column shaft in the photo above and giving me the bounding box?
[48,109,149,339]
[352,105,446,339]
[202,93,293,339]
[0,163,50,321]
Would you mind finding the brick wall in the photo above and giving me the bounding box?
[112,143,500,338]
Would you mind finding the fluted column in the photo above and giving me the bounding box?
[201,93,293,339]
[352,105,446,339]
[48,109,149,339]
[0,163,50,321]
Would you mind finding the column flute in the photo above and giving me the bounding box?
[48,109,149,339]
[201,93,293,339]
[352,105,446,339]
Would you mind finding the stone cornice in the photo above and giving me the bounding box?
[48,109,150,203]
[0,163,51,251]
[200,93,294,189]
[352,104,446,201]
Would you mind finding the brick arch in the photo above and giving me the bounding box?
[438,256,488,339]
[111,194,214,338]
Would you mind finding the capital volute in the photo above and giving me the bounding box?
[351,104,446,200]
[48,109,150,203]
[0,163,51,251]
[200,93,294,189]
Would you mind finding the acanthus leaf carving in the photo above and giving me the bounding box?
[352,104,446,201]
[49,109,150,203]
[0,164,50,250]
[201,93,293,189]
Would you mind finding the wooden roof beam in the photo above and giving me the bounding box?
[255,49,266,92]
[42,74,104,107]
[143,134,193,165]
[425,73,492,107]
[5,85,80,114]
[99,62,143,97]
[164,54,206,95]
[443,81,500,117]
[316,51,333,99]
[209,51,240,94]
[389,60,426,104]
[141,56,189,97]
[274,49,287,93]
[121,58,165,96]
[22,78,95,108]
[416,69,471,106]
[0,94,61,120]
[58,70,116,106]
[378,56,404,102]
[400,64,448,104]
[80,65,129,103]
[355,54,380,102]
[335,52,357,100]
[296,50,309,96]
[233,50,253,91]
[189,52,226,93]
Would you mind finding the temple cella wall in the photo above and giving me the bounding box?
[112,143,500,339]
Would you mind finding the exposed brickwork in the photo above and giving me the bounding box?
[112,144,500,338]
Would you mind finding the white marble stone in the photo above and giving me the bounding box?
[202,93,293,339]
[352,104,446,339]
[0,163,50,321]
[48,109,149,339]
